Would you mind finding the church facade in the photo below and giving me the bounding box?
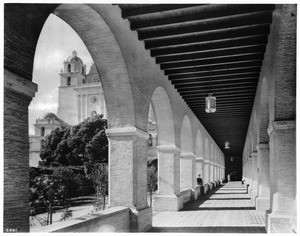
[29,51,107,166]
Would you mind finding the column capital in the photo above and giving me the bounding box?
[4,69,37,98]
[195,156,204,162]
[106,126,148,139]
[204,159,210,164]
[251,151,258,158]
[257,142,269,149]
[156,144,181,154]
[267,120,295,135]
[180,152,195,158]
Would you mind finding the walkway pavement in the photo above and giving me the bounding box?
[150,181,266,233]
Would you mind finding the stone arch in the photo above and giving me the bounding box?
[180,115,193,153]
[150,87,175,145]
[258,77,269,143]
[204,138,210,184]
[195,130,203,156]
[55,4,135,128]
[180,115,193,190]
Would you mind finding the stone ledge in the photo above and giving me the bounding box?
[105,126,148,139]
[267,120,295,135]
[180,152,195,158]
[156,144,180,153]
[30,206,130,233]
[4,69,38,98]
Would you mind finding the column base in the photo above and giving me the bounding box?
[250,190,258,199]
[129,206,152,232]
[255,197,270,212]
[209,182,214,190]
[192,186,200,200]
[153,194,182,212]
[266,210,295,233]
[204,184,210,194]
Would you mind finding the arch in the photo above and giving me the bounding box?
[258,77,269,143]
[180,115,193,152]
[67,63,71,72]
[55,4,135,128]
[41,127,45,136]
[150,86,175,145]
[204,138,209,159]
[67,76,71,85]
[195,130,203,156]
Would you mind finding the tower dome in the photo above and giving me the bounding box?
[43,112,59,121]
[67,50,83,64]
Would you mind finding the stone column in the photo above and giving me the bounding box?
[256,143,270,212]
[153,144,181,211]
[209,161,214,190]
[195,156,204,197]
[267,121,296,232]
[106,127,152,232]
[250,152,258,200]
[248,157,253,192]
[204,159,210,193]
[180,152,195,190]
[4,70,38,232]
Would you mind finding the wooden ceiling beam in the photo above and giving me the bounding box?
[166,60,262,75]
[145,24,270,49]
[156,45,266,63]
[151,35,268,57]
[169,66,261,80]
[128,4,274,29]
[162,53,263,70]
[138,10,272,39]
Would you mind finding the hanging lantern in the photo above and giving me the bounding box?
[230,156,234,162]
[225,140,230,149]
[205,66,216,113]
[205,93,216,113]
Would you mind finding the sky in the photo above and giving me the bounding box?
[28,14,94,135]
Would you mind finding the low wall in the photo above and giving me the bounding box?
[30,206,130,233]
[179,189,192,205]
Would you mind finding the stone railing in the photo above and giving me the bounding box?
[30,206,130,233]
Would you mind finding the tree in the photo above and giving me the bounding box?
[39,114,108,167]
[84,163,108,211]
[29,173,69,225]
[147,165,158,207]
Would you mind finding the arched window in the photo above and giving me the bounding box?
[41,127,45,136]
[68,64,71,72]
[91,111,97,117]
[67,76,71,85]
[148,134,153,147]
[40,139,44,149]
[82,67,85,74]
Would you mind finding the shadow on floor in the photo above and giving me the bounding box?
[148,226,266,233]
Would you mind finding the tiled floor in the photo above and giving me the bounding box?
[150,181,266,233]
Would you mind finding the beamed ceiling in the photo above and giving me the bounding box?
[117,4,275,157]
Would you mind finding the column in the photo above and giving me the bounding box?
[106,127,152,232]
[180,152,195,190]
[195,156,204,197]
[250,152,258,200]
[267,121,296,232]
[209,161,214,190]
[248,157,253,192]
[4,70,37,232]
[256,143,270,212]
[204,159,210,193]
[153,144,181,211]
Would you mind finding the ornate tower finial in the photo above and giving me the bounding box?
[72,50,77,56]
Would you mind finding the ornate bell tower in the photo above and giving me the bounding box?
[57,50,86,125]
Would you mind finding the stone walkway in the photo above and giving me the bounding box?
[150,181,266,233]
